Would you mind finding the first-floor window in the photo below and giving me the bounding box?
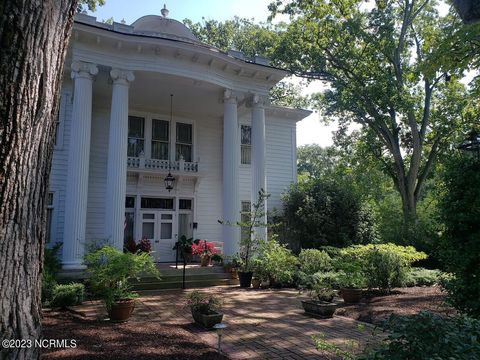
[124,196,135,244]
[46,192,54,243]
[240,201,251,242]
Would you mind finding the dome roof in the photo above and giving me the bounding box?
[131,15,198,42]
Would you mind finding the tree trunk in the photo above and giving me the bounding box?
[0,1,77,359]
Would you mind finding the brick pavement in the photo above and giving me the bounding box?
[71,286,377,359]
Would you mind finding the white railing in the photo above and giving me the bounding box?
[127,157,199,173]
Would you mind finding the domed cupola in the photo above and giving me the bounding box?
[131,4,199,43]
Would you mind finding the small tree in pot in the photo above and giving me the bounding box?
[187,291,223,328]
[336,261,366,304]
[85,246,160,322]
[301,285,340,318]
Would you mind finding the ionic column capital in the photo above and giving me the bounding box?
[223,89,246,104]
[247,93,269,108]
[110,68,135,85]
[71,61,98,80]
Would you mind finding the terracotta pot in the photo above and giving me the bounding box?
[340,288,363,304]
[108,299,135,322]
[301,300,339,318]
[231,269,239,279]
[191,309,223,328]
[200,256,211,267]
[252,278,261,289]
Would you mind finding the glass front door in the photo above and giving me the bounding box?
[141,211,176,262]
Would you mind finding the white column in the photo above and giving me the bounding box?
[222,89,240,256]
[105,68,135,250]
[251,95,267,241]
[62,61,98,269]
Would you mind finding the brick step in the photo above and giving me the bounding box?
[135,278,239,292]
[133,272,230,284]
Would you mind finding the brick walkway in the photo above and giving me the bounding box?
[72,286,377,359]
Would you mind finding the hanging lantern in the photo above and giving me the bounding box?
[164,172,175,192]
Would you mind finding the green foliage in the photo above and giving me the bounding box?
[404,268,443,287]
[296,271,342,290]
[50,283,85,308]
[339,243,427,267]
[359,312,480,360]
[363,248,406,293]
[270,0,480,221]
[255,238,298,286]
[312,332,357,360]
[297,145,339,178]
[84,246,160,310]
[298,249,332,274]
[187,291,222,314]
[77,0,105,13]
[280,178,378,251]
[42,243,62,305]
[438,154,480,317]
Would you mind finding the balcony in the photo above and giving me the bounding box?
[127,157,199,174]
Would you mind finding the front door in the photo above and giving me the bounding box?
[140,211,176,262]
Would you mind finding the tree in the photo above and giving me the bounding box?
[297,144,339,178]
[269,0,480,222]
[0,1,102,358]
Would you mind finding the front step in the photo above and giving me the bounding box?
[131,265,238,291]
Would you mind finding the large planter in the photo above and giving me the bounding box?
[191,309,223,329]
[301,300,339,318]
[200,255,211,267]
[340,288,363,304]
[238,271,253,288]
[108,299,135,322]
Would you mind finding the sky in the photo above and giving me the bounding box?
[87,0,334,147]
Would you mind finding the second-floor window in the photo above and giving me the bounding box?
[128,116,145,157]
[176,122,193,162]
[241,125,251,165]
[152,119,169,160]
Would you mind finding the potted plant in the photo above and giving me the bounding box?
[173,235,193,263]
[337,265,366,304]
[223,254,241,279]
[84,246,160,322]
[301,285,340,318]
[251,258,267,289]
[192,239,217,267]
[211,253,223,266]
[220,190,270,288]
[186,291,223,329]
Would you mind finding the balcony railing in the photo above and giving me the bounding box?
[127,157,199,173]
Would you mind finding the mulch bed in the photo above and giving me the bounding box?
[335,286,456,325]
[41,311,227,360]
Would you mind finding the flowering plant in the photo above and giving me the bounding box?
[186,291,222,314]
[191,239,217,258]
[124,236,152,254]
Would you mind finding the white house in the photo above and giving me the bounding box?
[47,9,310,269]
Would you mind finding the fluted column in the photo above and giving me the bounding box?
[62,61,98,269]
[222,89,240,256]
[105,69,135,250]
[251,95,267,241]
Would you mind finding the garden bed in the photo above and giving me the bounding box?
[335,286,456,325]
[41,310,227,360]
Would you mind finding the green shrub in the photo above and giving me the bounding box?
[298,249,332,274]
[50,283,85,308]
[296,270,342,289]
[438,155,480,318]
[363,248,406,292]
[279,178,378,250]
[339,243,427,267]
[255,239,298,286]
[404,268,443,287]
[42,243,62,306]
[360,312,480,360]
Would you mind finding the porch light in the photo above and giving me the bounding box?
[164,172,175,192]
[458,130,480,160]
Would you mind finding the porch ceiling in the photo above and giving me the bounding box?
[92,67,224,118]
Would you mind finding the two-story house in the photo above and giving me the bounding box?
[48,9,310,269]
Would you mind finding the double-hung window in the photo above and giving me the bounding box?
[151,119,169,160]
[241,125,251,165]
[176,122,193,162]
[240,201,251,242]
[127,116,145,157]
